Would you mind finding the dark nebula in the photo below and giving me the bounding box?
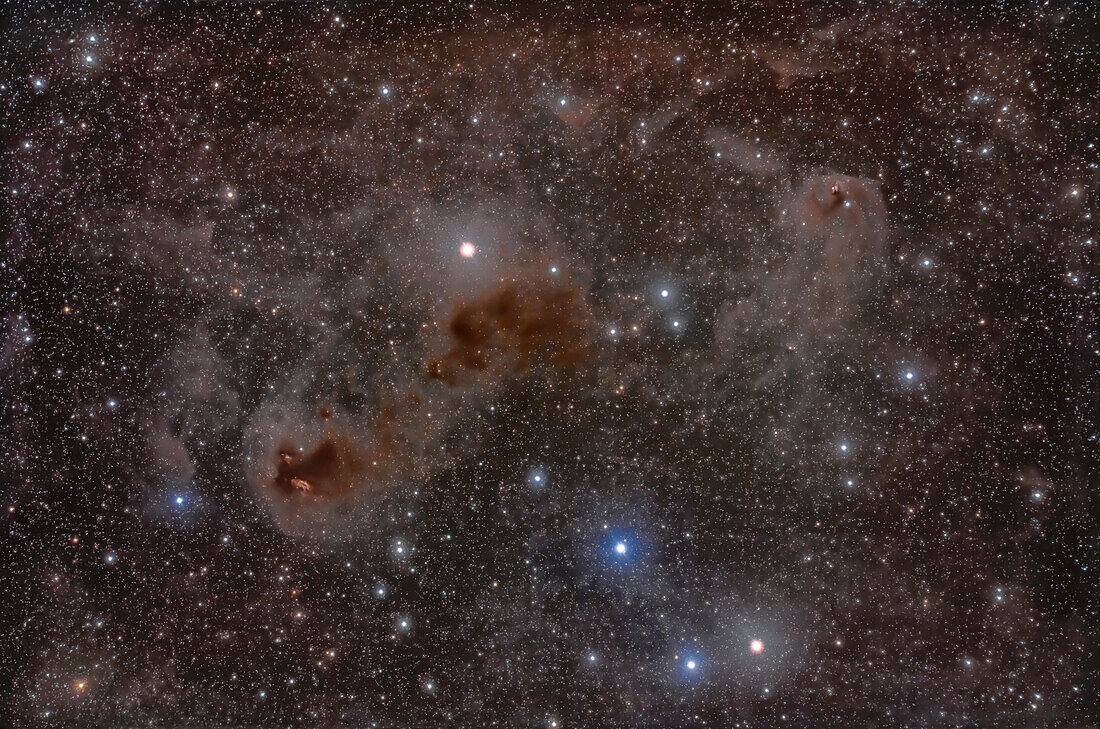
[427,278,590,385]
[777,172,889,323]
[272,436,363,500]
[243,400,414,540]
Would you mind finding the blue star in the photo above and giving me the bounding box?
[677,650,703,679]
[601,529,642,566]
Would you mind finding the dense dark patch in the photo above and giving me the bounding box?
[273,436,363,500]
[426,281,590,385]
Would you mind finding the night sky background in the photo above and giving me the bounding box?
[2,1,1097,727]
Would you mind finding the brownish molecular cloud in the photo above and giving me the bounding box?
[244,402,410,539]
[426,277,590,386]
[272,435,363,500]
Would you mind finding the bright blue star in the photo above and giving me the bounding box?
[677,650,703,679]
[169,493,191,512]
[601,529,642,567]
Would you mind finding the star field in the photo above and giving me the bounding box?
[2,2,1096,728]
